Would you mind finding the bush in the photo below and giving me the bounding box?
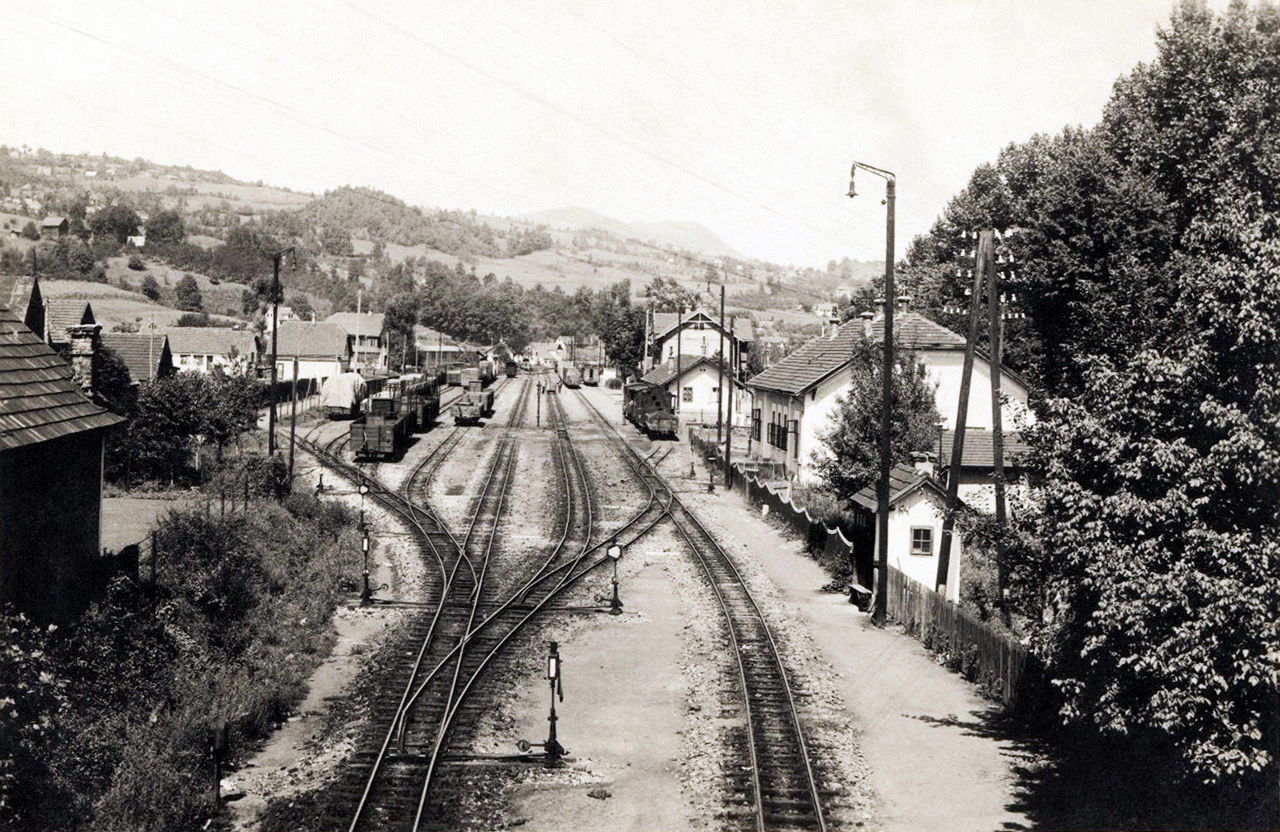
[126,255,145,271]
[604,377,622,389]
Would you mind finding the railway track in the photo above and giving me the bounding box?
[284,379,677,831]
[571,389,828,832]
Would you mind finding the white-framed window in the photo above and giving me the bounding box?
[682,386,693,402]
[910,526,934,556]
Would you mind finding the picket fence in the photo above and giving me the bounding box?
[691,426,1037,709]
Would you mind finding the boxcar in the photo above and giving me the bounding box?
[560,364,582,389]
[478,360,496,386]
[504,359,518,378]
[450,382,494,425]
[351,394,409,459]
[581,364,600,386]
[446,367,463,386]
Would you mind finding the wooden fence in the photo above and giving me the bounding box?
[886,566,1035,708]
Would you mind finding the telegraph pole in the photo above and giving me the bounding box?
[267,248,294,455]
[936,230,990,594]
[987,249,1007,528]
[716,282,725,450]
[288,356,299,481]
[724,316,735,488]
[849,160,896,625]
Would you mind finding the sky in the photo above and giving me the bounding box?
[0,1,1195,266]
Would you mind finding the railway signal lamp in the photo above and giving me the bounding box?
[358,481,370,530]
[360,533,372,605]
[607,544,624,615]
[543,640,566,766]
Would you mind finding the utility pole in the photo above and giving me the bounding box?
[987,245,1007,528]
[725,316,735,488]
[716,282,725,452]
[849,160,896,625]
[288,356,299,481]
[267,247,294,455]
[674,305,683,421]
[936,230,990,594]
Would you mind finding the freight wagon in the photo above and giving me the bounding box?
[581,364,600,386]
[446,367,463,386]
[560,364,582,389]
[504,359,518,378]
[351,393,409,459]
[450,381,495,425]
[624,381,678,438]
[319,372,367,419]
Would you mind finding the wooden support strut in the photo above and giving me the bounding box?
[935,230,992,594]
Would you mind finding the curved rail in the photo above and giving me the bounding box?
[571,388,827,832]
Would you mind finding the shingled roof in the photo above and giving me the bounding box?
[44,300,95,346]
[938,428,1031,470]
[746,311,967,396]
[850,463,949,513]
[101,332,172,383]
[0,306,122,450]
[274,321,349,358]
[164,327,257,357]
[325,312,386,338]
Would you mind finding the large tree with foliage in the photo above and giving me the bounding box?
[900,0,1279,790]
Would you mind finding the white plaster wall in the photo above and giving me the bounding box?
[876,489,962,602]
[274,358,344,383]
[796,368,854,483]
[666,364,741,426]
[920,350,1033,430]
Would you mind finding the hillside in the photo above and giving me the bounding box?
[520,207,742,259]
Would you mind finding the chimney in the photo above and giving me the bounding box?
[69,323,101,398]
[859,310,874,337]
[911,451,936,479]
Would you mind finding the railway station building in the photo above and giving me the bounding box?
[645,308,754,379]
[271,320,352,384]
[0,308,123,621]
[325,311,387,372]
[744,309,1031,484]
[640,354,749,429]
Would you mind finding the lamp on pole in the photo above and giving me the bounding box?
[848,161,895,625]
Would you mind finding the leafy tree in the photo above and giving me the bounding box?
[140,274,161,301]
[816,340,939,501]
[174,312,212,327]
[21,220,38,240]
[384,292,419,371]
[642,274,699,312]
[288,293,313,322]
[89,204,141,246]
[174,275,202,312]
[145,210,184,248]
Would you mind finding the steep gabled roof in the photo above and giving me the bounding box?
[641,355,726,388]
[274,321,349,358]
[850,463,950,513]
[746,311,967,396]
[325,312,386,338]
[101,332,172,383]
[163,327,258,357]
[40,215,67,228]
[44,300,95,345]
[653,309,754,342]
[0,306,122,450]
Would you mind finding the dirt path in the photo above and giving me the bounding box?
[581,385,1030,832]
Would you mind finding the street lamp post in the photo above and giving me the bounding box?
[848,161,895,625]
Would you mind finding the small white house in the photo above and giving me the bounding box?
[271,321,351,383]
[850,463,963,601]
[165,327,258,375]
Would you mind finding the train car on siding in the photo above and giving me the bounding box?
[624,381,679,438]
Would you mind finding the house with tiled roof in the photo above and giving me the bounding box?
[39,215,68,239]
[0,274,41,335]
[100,332,175,384]
[646,309,753,379]
[0,308,124,621]
[934,427,1032,516]
[640,354,746,429]
[165,327,259,375]
[324,311,387,372]
[847,461,965,601]
[270,320,351,383]
[744,309,1032,482]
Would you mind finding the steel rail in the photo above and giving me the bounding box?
[570,388,827,832]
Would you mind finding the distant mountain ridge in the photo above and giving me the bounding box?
[519,207,743,259]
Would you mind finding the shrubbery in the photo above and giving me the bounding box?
[0,492,360,831]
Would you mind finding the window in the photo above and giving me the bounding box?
[751,408,761,440]
[910,527,934,556]
[767,412,788,451]
[682,386,693,402]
